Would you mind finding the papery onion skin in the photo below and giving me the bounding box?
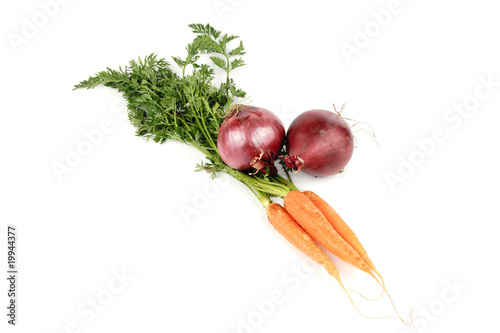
[217,106,285,171]
[286,109,354,177]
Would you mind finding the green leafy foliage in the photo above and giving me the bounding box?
[74,24,246,156]
[74,23,295,205]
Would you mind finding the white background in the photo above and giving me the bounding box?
[1,0,500,332]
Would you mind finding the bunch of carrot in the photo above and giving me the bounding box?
[266,190,412,323]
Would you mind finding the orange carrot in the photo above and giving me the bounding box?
[266,203,342,283]
[266,203,369,316]
[283,191,375,278]
[302,191,413,325]
[302,190,382,283]
[266,203,406,321]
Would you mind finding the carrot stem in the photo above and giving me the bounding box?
[272,174,300,191]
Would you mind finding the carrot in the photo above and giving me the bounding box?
[283,191,375,279]
[266,203,407,321]
[266,203,375,317]
[302,190,382,284]
[266,203,342,282]
[302,190,413,325]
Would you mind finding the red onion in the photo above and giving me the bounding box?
[217,105,285,174]
[284,109,354,177]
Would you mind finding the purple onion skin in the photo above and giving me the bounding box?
[217,106,285,171]
[286,109,354,177]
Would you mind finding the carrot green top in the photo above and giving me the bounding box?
[74,23,297,206]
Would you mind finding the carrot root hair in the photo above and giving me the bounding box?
[373,273,414,325]
[339,281,411,322]
[328,276,382,301]
[329,265,412,324]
